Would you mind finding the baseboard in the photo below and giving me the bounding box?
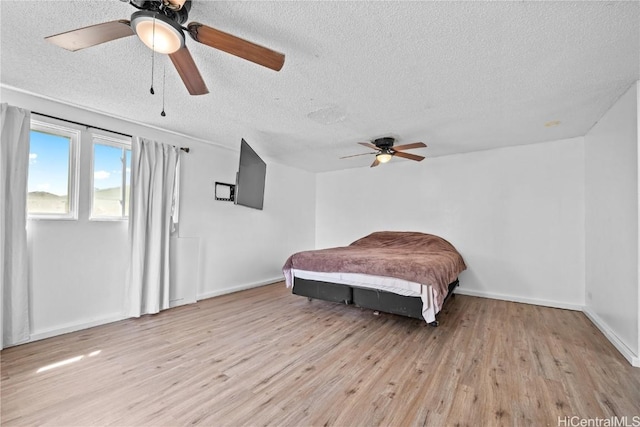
[454,288,584,311]
[582,307,640,368]
[28,312,128,344]
[197,276,283,301]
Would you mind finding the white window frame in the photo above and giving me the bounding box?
[90,133,132,221]
[28,120,80,220]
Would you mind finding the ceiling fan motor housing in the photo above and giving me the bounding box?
[373,137,395,149]
[167,1,191,24]
[129,0,192,24]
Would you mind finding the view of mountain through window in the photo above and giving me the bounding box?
[27,130,71,215]
[28,122,130,219]
[92,141,131,218]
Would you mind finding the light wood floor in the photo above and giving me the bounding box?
[2,282,639,426]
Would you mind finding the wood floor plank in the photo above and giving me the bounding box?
[2,282,639,426]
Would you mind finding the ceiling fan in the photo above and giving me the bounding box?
[44,0,285,96]
[340,137,427,167]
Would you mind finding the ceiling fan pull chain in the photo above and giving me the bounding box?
[161,64,167,117]
[150,15,156,95]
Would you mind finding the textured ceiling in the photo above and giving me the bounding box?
[1,1,638,172]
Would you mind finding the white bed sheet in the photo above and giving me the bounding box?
[291,269,438,323]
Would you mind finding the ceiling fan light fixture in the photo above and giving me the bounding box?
[131,11,185,54]
[376,152,393,163]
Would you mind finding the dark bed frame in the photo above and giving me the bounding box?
[292,277,460,326]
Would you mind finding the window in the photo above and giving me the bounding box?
[91,135,131,219]
[28,121,80,219]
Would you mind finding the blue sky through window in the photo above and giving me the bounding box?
[93,143,131,191]
[28,130,70,196]
[29,131,131,196]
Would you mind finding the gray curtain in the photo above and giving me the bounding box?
[125,137,180,317]
[0,103,31,348]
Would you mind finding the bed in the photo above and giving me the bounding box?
[282,231,467,326]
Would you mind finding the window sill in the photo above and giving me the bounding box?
[28,215,78,221]
[89,216,129,222]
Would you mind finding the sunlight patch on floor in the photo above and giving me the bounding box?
[36,350,102,373]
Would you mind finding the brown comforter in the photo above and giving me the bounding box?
[282,231,466,309]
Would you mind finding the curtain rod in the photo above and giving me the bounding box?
[31,111,190,153]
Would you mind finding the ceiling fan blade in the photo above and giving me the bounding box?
[45,20,134,52]
[371,158,380,168]
[340,152,376,159]
[394,151,425,162]
[169,47,209,95]
[393,142,427,151]
[358,142,379,150]
[187,23,285,71]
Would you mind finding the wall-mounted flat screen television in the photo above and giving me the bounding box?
[235,138,266,210]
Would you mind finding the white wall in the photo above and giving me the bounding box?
[178,140,316,299]
[584,81,639,365]
[1,86,315,340]
[316,137,585,309]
